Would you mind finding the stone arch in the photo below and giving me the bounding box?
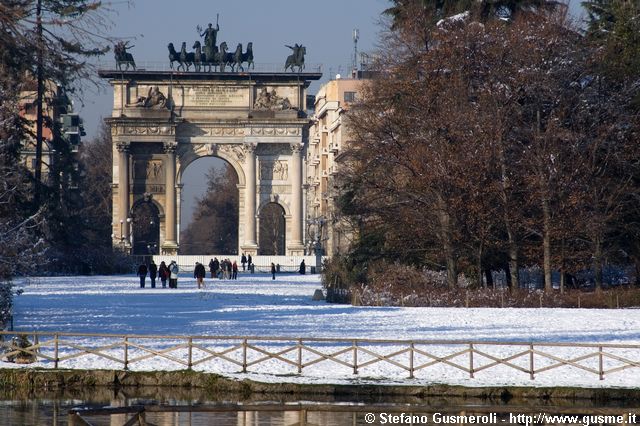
[257,195,291,217]
[176,144,246,186]
[258,200,287,255]
[131,194,165,218]
[130,196,162,255]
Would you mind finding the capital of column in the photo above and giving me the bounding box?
[244,142,258,155]
[290,143,304,154]
[163,141,178,154]
[116,142,130,153]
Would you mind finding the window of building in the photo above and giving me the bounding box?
[344,91,357,103]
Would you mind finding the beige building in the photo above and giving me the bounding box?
[305,77,364,257]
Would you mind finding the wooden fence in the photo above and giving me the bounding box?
[1,331,639,381]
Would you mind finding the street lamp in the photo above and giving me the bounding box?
[306,216,325,269]
[126,217,132,246]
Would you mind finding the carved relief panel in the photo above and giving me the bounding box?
[259,160,289,181]
[133,159,165,193]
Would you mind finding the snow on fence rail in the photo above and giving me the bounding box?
[1,331,639,382]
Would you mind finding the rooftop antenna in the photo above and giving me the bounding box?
[352,28,359,78]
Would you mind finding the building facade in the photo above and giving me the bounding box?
[306,77,364,257]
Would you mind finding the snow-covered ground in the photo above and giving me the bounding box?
[4,273,640,389]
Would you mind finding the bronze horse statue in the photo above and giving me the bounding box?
[168,43,180,69]
[178,42,195,71]
[242,42,254,70]
[193,41,205,72]
[231,43,243,72]
[284,44,305,72]
[115,41,136,71]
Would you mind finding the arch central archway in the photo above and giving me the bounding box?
[179,156,239,255]
[258,202,286,255]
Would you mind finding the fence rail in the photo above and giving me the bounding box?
[2,331,639,382]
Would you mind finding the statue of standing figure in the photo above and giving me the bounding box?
[200,22,219,49]
[199,14,220,50]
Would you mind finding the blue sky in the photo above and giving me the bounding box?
[80,0,389,138]
[78,0,583,139]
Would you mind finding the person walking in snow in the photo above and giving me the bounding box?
[158,261,169,288]
[149,260,158,288]
[169,260,179,288]
[241,253,247,271]
[247,254,253,271]
[299,260,306,275]
[271,262,276,280]
[137,263,148,288]
[194,262,206,289]
[232,260,238,279]
[208,258,215,278]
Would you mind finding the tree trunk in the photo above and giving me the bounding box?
[34,0,44,204]
[477,244,484,289]
[542,197,553,292]
[485,268,494,289]
[498,147,519,290]
[559,239,566,294]
[594,235,603,291]
[436,204,457,288]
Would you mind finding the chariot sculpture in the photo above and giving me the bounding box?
[166,16,254,72]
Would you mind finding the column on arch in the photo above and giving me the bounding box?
[244,142,258,247]
[290,143,304,248]
[116,142,131,241]
[163,141,178,251]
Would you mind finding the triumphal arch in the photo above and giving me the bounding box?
[99,68,321,256]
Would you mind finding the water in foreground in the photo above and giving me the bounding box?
[2,386,639,426]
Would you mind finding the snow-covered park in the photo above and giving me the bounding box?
[4,273,640,389]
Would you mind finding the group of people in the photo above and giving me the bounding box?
[136,260,179,288]
[137,254,306,288]
[207,253,253,281]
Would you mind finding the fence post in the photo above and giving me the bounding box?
[409,342,414,379]
[352,340,358,375]
[242,338,248,373]
[124,336,129,371]
[54,334,59,369]
[599,346,604,380]
[529,344,535,380]
[297,339,302,374]
[188,337,193,370]
[469,343,474,378]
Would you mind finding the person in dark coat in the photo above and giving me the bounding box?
[248,254,253,269]
[194,262,206,289]
[271,262,276,280]
[299,260,306,274]
[227,259,233,278]
[213,257,220,278]
[158,261,168,288]
[232,260,238,279]
[241,253,247,271]
[149,260,158,288]
[137,263,148,288]
[208,258,215,278]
